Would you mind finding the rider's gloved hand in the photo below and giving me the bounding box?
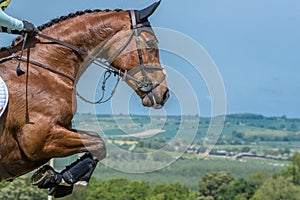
[22,20,38,35]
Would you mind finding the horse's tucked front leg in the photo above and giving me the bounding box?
[41,126,106,160]
[19,124,106,161]
[29,126,106,198]
[32,152,98,198]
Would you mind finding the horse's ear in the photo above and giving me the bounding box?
[136,1,161,23]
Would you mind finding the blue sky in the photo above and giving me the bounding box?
[1,0,300,117]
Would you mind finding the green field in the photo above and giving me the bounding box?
[54,154,286,190]
[2,113,299,200]
[56,113,300,190]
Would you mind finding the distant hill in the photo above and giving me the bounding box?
[73,113,300,142]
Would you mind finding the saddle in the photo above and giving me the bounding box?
[0,76,8,133]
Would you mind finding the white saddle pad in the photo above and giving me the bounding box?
[0,77,8,117]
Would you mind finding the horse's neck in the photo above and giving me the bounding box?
[35,11,129,83]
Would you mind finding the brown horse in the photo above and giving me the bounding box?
[0,1,169,197]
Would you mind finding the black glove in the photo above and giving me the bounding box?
[22,20,38,35]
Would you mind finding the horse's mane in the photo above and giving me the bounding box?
[37,9,123,31]
[11,8,124,45]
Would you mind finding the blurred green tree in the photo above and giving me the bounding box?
[251,177,300,200]
[148,182,196,200]
[198,171,233,200]
[0,178,47,200]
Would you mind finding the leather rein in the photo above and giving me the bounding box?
[0,10,165,104]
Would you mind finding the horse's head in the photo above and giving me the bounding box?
[103,1,169,109]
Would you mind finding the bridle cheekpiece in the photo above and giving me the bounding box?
[126,10,165,97]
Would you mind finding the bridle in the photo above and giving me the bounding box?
[127,10,163,94]
[98,10,166,97]
[1,10,166,104]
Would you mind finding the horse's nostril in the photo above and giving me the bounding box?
[163,89,170,101]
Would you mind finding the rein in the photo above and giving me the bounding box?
[36,32,145,84]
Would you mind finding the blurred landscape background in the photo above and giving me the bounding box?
[1,0,300,199]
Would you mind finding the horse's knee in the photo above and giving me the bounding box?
[99,140,107,159]
[90,139,106,161]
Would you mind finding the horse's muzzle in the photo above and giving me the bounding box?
[142,88,170,109]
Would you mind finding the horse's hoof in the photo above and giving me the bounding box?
[48,185,74,198]
[31,165,62,189]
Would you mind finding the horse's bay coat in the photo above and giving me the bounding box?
[0,1,168,191]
